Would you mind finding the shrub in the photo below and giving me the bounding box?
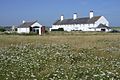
[51,28,64,31]
[109,30,120,33]
[0,27,5,32]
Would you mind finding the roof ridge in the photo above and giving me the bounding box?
[18,21,38,28]
[57,16,101,21]
[53,16,101,25]
[25,21,37,23]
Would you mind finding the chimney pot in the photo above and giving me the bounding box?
[60,15,64,21]
[73,13,77,20]
[22,20,25,23]
[89,11,94,19]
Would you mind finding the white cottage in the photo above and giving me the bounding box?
[50,11,111,32]
[17,21,44,35]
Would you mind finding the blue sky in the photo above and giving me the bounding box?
[0,0,119,26]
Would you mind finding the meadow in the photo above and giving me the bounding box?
[0,32,120,80]
[112,27,120,31]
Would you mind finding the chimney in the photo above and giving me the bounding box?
[89,11,94,19]
[22,20,25,23]
[60,15,64,21]
[73,13,77,20]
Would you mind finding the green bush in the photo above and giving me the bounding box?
[51,28,64,31]
[0,27,5,32]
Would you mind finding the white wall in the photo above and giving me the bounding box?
[31,22,42,27]
[17,28,30,33]
[39,27,42,35]
[51,24,96,31]
[96,28,111,32]
[31,22,42,35]
[95,16,109,27]
[50,16,110,32]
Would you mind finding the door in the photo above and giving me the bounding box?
[101,29,106,32]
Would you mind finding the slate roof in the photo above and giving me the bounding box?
[18,21,37,28]
[53,16,101,25]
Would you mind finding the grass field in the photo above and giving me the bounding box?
[111,27,120,31]
[0,32,120,79]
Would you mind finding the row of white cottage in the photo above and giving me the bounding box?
[17,11,111,35]
[50,11,111,32]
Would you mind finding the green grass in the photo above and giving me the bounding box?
[0,32,120,79]
[111,27,120,30]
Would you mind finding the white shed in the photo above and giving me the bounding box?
[17,21,43,35]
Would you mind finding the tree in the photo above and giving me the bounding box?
[0,27,5,32]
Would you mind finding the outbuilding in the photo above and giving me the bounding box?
[17,21,45,35]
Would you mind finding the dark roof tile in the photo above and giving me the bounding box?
[18,21,37,28]
[53,16,101,25]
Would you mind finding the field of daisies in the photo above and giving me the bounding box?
[0,33,120,80]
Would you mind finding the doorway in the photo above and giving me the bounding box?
[101,29,106,32]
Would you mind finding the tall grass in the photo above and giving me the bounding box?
[0,32,120,79]
[0,32,120,49]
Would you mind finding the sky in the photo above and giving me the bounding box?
[0,0,120,27]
